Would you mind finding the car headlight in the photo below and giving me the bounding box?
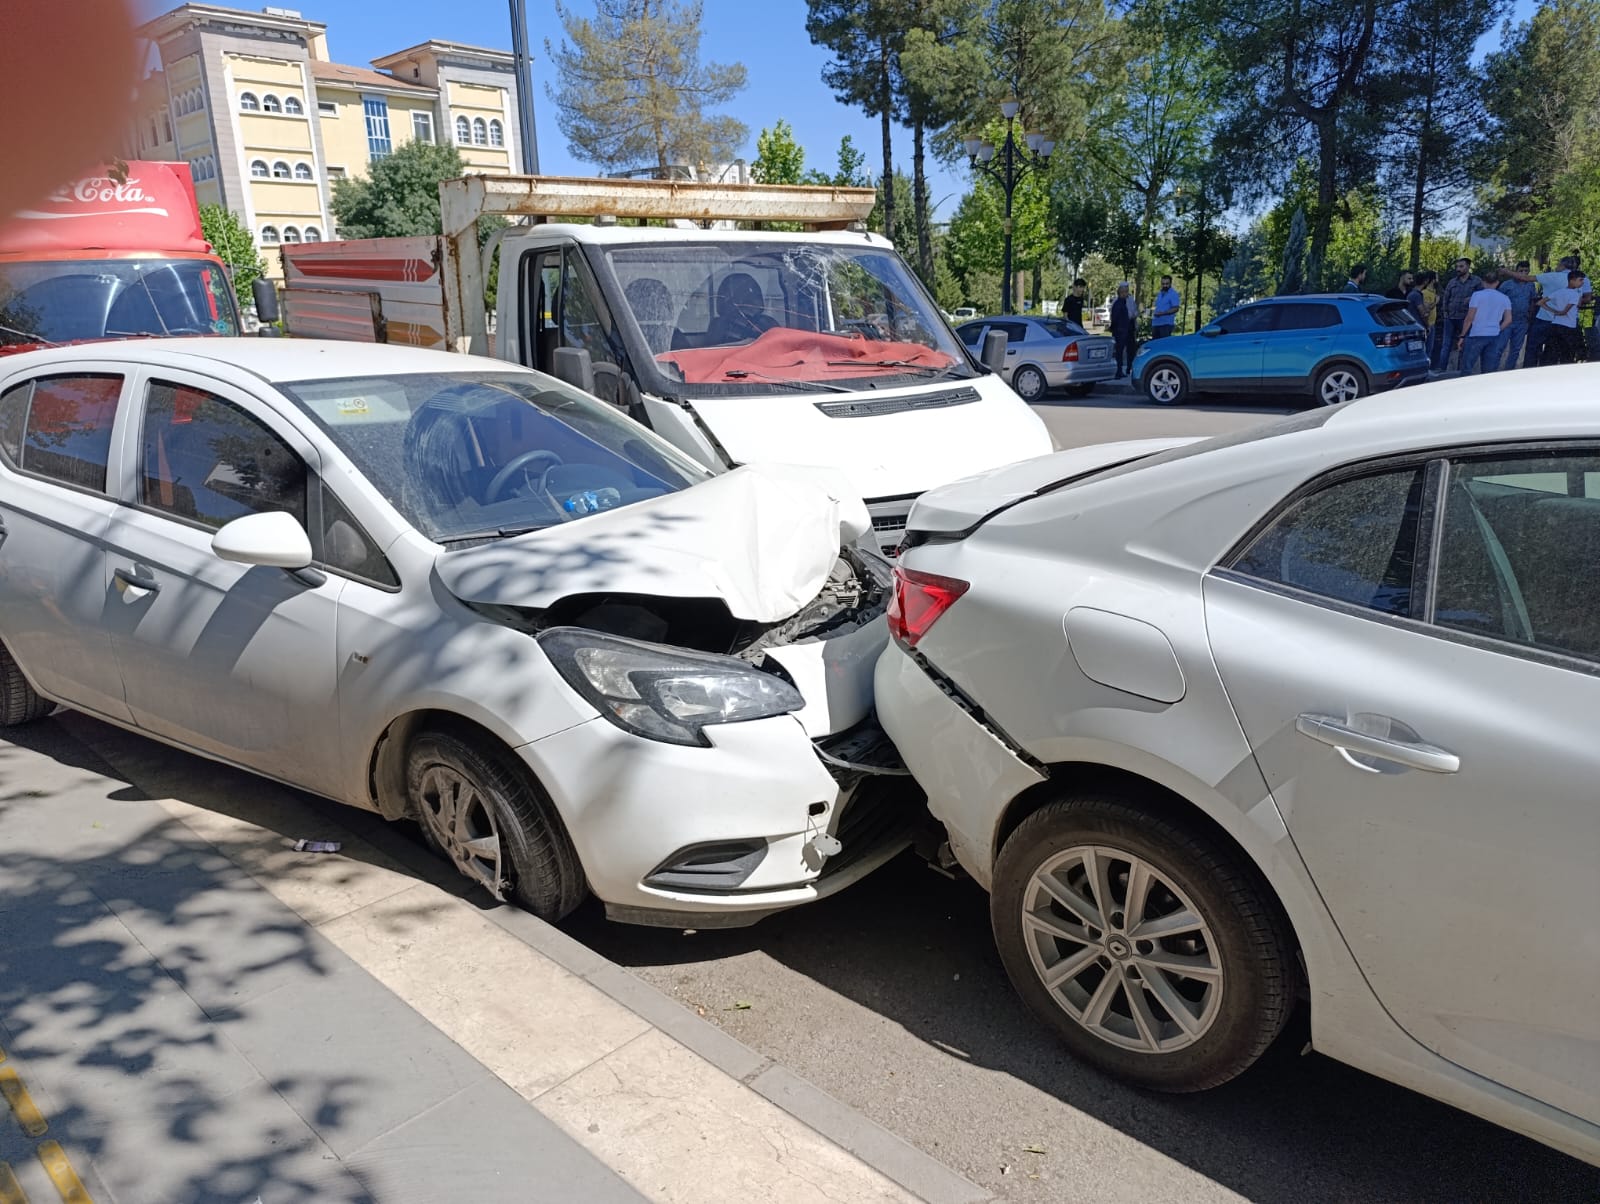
[537,627,805,746]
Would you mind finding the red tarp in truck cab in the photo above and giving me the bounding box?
[0,162,208,255]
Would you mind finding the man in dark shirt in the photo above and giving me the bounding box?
[1435,258,1483,372]
[1385,270,1415,300]
[1063,278,1087,327]
[1109,282,1139,377]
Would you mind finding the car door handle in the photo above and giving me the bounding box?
[114,566,161,595]
[1295,714,1460,774]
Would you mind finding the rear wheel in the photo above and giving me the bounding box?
[1314,363,1366,406]
[1012,365,1048,401]
[406,729,587,920]
[0,643,53,727]
[1144,362,1189,406]
[991,796,1294,1092]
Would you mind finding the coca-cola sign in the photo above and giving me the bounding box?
[1,161,206,255]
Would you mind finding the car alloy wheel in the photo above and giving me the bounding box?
[1012,365,1047,400]
[1147,365,1185,405]
[416,762,506,897]
[1317,366,1364,405]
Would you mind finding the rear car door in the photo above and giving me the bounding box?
[1190,303,1277,388]
[993,321,1031,374]
[0,369,133,721]
[1260,302,1341,389]
[101,371,347,796]
[1203,448,1600,1126]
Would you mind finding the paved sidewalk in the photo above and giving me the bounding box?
[0,713,985,1204]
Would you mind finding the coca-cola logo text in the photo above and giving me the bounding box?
[48,177,157,205]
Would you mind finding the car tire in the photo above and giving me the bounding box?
[1144,361,1189,406]
[0,642,53,727]
[406,729,587,921]
[1314,363,1366,406]
[1065,382,1096,398]
[1012,365,1048,401]
[991,796,1294,1092]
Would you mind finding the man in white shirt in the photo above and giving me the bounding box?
[1536,269,1587,364]
[1457,268,1512,374]
[1512,256,1592,367]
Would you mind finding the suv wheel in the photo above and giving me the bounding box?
[1315,364,1366,405]
[1145,362,1189,405]
[991,796,1294,1092]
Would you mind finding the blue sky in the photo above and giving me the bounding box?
[136,0,1540,221]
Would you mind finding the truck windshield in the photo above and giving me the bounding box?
[0,258,239,350]
[604,241,970,394]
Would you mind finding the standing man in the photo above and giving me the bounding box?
[1109,282,1138,378]
[1345,264,1369,292]
[1536,268,1587,364]
[1436,257,1483,372]
[1063,278,1088,327]
[1498,260,1537,369]
[1385,270,1415,300]
[1457,268,1512,373]
[1407,271,1436,328]
[1151,275,1181,338]
[1517,256,1589,369]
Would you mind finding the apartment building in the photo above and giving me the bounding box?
[130,4,525,273]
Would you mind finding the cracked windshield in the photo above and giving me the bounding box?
[607,242,971,391]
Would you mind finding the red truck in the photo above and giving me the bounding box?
[0,160,242,354]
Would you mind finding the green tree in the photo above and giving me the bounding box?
[1212,224,1272,313]
[752,119,808,184]
[198,203,263,310]
[546,1,748,173]
[329,141,469,239]
[1278,206,1308,295]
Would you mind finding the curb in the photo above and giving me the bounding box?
[337,807,992,1204]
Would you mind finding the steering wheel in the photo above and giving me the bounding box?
[486,449,564,504]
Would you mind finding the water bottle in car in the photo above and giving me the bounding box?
[563,487,622,515]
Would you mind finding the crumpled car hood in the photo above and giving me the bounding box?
[434,463,873,624]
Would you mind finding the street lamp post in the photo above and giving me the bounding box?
[965,98,1054,315]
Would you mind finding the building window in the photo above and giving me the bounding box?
[281,226,301,243]
[239,91,259,112]
[472,117,487,146]
[293,162,313,180]
[303,226,321,242]
[363,96,391,159]
[250,159,270,178]
[161,114,172,141]
[454,115,470,144]
[318,100,337,115]
[271,160,291,179]
[327,166,346,180]
[260,225,280,244]
[489,119,504,148]
[148,117,159,144]
[284,95,303,115]
[262,93,282,114]
[412,111,433,144]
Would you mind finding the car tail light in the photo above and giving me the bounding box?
[888,566,969,649]
[1369,330,1411,348]
[1062,343,1080,362]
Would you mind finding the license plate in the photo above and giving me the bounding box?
[1088,346,1108,360]
[1407,339,1424,353]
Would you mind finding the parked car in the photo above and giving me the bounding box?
[0,340,915,926]
[1132,293,1429,406]
[955,315,1117,400]
[876,371,1600,1165]
[952,306,979,321]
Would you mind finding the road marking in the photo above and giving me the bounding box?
[0,1070,46,1138]
[0,1161,27,1204]
[35,1144,89,1204]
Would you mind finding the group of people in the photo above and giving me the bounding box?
[1062,276,1179,377]
[1354,256,1594,374]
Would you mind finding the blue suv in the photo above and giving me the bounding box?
[1132,294,1430,406]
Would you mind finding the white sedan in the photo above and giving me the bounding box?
[877,370,1600,1165]
[0,339,911,924]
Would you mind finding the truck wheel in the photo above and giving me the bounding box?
[991,795,1294,1092]
[407,729,587,921]
[0,643,53,727]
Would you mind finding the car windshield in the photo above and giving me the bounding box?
[1037,318,1089,339]
[604,240,970,394]
[0,258,240,349]
[277,371,711,545]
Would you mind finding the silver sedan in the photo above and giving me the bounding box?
[956,315,1117,400]
[877,370,1600,1166]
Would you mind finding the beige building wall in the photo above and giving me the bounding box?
[446,81,512,173]
[314,88,368,182]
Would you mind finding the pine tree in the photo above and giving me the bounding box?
[1279,206,1307,295]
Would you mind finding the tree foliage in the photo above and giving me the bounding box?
[752,119,807,184]
[329,141,467,239]
[198,203,263,308]
[545,0,748,173]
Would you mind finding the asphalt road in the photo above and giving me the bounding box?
[563,390,1600,1204]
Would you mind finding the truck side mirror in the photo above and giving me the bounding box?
[552,346,596,396]
[981,329,1008,373]
[252,277,281,330]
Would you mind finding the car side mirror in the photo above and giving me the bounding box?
[980,329,1008,373]
[252,276,281,327]
[1200,325,1223,338]
[552,346,596,395]
[212,511,324,585]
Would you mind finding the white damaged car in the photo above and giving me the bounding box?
[0,340,912,924]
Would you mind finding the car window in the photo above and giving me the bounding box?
[956,322,984,348]
[1271,303,1341,331]
[320,485,398,587]
[995,321,1029,343]
[140,380,307,530]
[1369,302,1420,328]
[0,375,124,492]
[1434,451,1600,661]
[1217,305,1279,336]
[1039,319,1088,339]
[561,247,621,368]
[1229,466,1427,617]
